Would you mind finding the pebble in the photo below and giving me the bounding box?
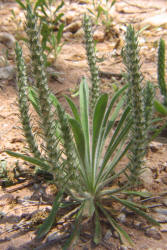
[147,248,163,250]
[64,20,82,33]
[149,141,163,152]
[46,231,69,242]
[162,198,167,206]
[117,212,126,223]
[153,212,167,222]
[0,32,15,49]
[154,208,167,215]
[160,223,167,232]
[141,13,167,29]
[6,247,16,250]
[0,65,15,80]
[133,220,142,229]
[65,11,77,25]
[140,168,154,187]
[74,28,84,39]
[93,29,105,42]
[119,245,128,250]
[63,31,73,41]
[103,229,112,241]
[113,230,119,239]
[161,175,167,185]
[145,227,162,240]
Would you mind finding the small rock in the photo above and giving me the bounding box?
[74,28,84,39]
[133,220,141,229]
[65,11,77,25]
[140,168,154,187]
[161,175,167,185]
[156,93,166,105]
[45,184,57,196]
[154,208,167,215]
[63,31,73,41]
[145,227,162,240]
[33,183,40,190]
[149,141,163,152]
[113,230,119,239]
[160,223,167,232]
[141,13,167,29]
[103,230,112,241]
[0,237,10,243]
[93,29,105,42]
[116,2,133,14]
[64,20,82,33]
[0,32,15,49]
[153,212,167,222]
[162,198,167,206]
[118,213,126,223]
[82,247,89,250]
[47,231,69,242]
[119,245,128,250]
[6,247,16,250]
[0,65,15,80]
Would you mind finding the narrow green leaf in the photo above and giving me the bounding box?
[65,96,80,123]
[111,196,160,226]
[97,202,133,245]
[94,209,102,245]
[36,190,64,239]
[56,23,64,44]
[103,84,128,129]
[157,38,167,100]
[98,141,131,186]
[69,119,85,162]
[102,108,131,170]
[87,8,95,16]
[111,196,147,209]
[150,119,167,141]
[104,98,124,139]
[16,0,26,9]
[79,78,91,169]
[79,78,90,147]
[49,92,60,107]
[63,204,83,250]
[97,164,129,194]
[34,0,47,11]
[28,87,40,115]
[99,184,129,197]
[6,151,49,170]
[92,94,108,173]
[55,0,64,13]
[154,100,167,115]
[122,191,151,198]
[53,13,64,25]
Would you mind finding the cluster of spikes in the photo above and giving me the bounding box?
[15,1,72,185]
[15,1,101,188]
[15,0,155,189]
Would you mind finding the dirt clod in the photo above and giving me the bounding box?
[145,227,162,240]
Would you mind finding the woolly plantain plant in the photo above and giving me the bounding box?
[7,3,159,247]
